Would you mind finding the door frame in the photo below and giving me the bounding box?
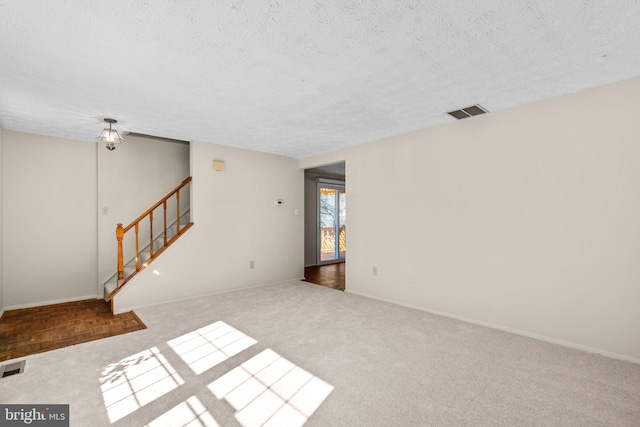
[317,178,346,265]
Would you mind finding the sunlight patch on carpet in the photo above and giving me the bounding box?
[99,347,184,423]
[208,349,333,427]
[145,396,219,427]
[167,321,257,375]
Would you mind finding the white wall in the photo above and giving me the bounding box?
[0,131,188,309]
[0,127,4,316]
[97,135,189,291]
[114,141,304,312]
[300,76,640,362]
[2,131,98,307]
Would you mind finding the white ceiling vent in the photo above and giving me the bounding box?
[447,105,489,120]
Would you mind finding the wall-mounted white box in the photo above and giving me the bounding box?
[212,160,225,171]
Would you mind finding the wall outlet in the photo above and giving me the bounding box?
[250,260,255,269]
[372,266,378,276]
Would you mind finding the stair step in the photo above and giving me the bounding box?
[124,265,136,277]
[104,279,117,298]
[139,250,151,263]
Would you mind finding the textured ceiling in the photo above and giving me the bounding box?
[1,1,640,158]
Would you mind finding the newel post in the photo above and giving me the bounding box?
[116,223,125,285]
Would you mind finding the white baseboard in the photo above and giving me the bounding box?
[113,279,304,314]
[3,294,102,312]
[0,307,5,319]
[345,289,640,365]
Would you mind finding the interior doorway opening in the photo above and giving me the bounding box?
[318,180,346,264]
[303,162,346,291]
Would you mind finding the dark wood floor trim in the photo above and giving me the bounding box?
[0,299,147,362]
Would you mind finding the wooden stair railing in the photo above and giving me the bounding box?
[105,177,193,305]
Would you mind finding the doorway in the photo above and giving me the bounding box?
[318,181,346,264]
[303,162,346,291]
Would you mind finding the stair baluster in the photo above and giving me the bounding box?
[135,223,140,270]
[176,187,181,233]
[149,210,154,259]
[163,200,168,246]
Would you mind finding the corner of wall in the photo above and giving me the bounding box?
[300,76,640,361]
[114,141,304,312]
[2,131,98,307]
[96,135,190,292]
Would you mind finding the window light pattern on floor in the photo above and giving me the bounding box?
[145,396,219,427]
[208,349,333,427]
[168,321,257,375]
[99,347,184,423]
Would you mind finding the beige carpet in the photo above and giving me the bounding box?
[1,280,639,426]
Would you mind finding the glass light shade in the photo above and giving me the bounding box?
[97,128,124,144]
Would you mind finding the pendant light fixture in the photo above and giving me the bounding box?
[97,118,124,151]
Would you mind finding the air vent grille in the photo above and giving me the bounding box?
[0,360,26,378]
[447,104,488,120]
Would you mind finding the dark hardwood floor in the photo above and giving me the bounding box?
[0,299,146,362]
[304,262,345,291]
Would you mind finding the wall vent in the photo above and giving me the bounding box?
[123,132,189,145]
[447,104,489,119]
[0,360,26,378]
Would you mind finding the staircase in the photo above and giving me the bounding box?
[104,177,193,311]
[103,209,191,298]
